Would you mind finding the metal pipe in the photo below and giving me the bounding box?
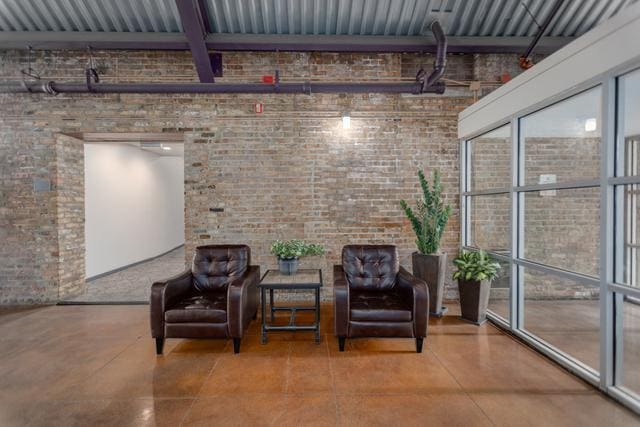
[520,0,566,68]
[0,20,447,96]
[425,21,447,90]
[0,80,445,94]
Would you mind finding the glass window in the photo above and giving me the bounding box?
[619,297,640,397]
[467,193,510,254]
[520,87,602,185]
[523,267,600,371]
[618,68,640,177]
[468,124,511,191]
[523,187,600,277]
[487,258,511,321]
[615,67,640,406]
[619,184,640,288]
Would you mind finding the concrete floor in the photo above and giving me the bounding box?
[0,303,638,426]
[490,298,640,394]
[67,246,186,303]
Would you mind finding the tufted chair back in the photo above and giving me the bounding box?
[342,245,399,291]
[192,245,250,293]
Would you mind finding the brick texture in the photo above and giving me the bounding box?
[470,130,601,302]
[54,134,85,299]
[0,50,529,304]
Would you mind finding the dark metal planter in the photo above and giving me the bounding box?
[278,258,299,275]
[457,278,491,325]
[412,252,448,317]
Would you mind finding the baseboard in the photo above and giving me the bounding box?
[85,243,184,282]
[57,300,149,306]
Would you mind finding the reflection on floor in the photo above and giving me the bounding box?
[490,298,640,395]
[67,246,186,303]
[0,303,637,426]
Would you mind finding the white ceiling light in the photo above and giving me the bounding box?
[584,118,597,132]
[342,113,351,129]
[161,144,171,151]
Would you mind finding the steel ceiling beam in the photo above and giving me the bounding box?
[0,32,572,54]
[175,0,215,83]
[0,31,189,50]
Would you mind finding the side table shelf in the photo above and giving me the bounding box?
[257,269,323,344]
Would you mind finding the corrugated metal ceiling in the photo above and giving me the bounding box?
[0,0,183,32]
[0,0,636,38]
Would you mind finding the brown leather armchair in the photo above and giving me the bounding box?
[150,244,259,354]
[334,245,429,353]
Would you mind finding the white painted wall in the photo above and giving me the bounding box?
[84,143,184,278]
[459,2,640,139]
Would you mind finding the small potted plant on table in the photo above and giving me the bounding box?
[452,250,501,325]
[400,169,452,317]
[270,239,325,275]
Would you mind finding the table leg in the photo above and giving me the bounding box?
[269,288,275,323]
[261,287,267,344]
[315,287,321,344]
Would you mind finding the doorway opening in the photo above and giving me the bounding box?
[61,132,185,304]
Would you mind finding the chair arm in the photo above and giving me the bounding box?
[397,267,429,338]
[334,265,350,337]
[150,269,193,338]
[227,265,260,338]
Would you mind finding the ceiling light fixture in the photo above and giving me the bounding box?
[161,144,172,151]
[342,112,351,129]
[584,118,597,132]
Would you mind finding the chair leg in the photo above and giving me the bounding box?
[338,336,346,352]
[155,338,164,355]
[233,337,241,354]
[416,337,424,353]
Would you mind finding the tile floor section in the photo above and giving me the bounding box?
[0,304,638,426]
[67,246,186,303]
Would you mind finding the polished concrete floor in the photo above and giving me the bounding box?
[489,298,640,394]
[0,304,638,426]
[67,246,186,303]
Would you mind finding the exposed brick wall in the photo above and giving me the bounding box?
[54,134,85,299]
[0,49,529,305]
[472,53,546,97]
[0,124,60,304]
[469,129,601,302]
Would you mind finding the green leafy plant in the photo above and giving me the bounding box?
[400,169,452,255]
[270,239,325,260]
[452,250,501,282]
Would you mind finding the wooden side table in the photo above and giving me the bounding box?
[257,269,323,344]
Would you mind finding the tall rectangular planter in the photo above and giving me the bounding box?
[412,252,448,317]
[457,278,491,325]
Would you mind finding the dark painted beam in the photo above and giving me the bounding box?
[0,32,573,54]
[0,31,189,50]
[175,0,215,83]
[205,34,571,54]
[196,0,212,33]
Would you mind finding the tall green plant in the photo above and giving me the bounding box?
[400,169,452,255]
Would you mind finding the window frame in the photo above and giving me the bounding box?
[459,61,640,414]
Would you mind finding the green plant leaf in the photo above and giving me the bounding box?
[401,169,452,255]
[270,239,325,259]
[452,250,501,282]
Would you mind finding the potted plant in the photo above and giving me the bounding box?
[270,239,325,275]
[452,250,501,325]
[400,169,452,317]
